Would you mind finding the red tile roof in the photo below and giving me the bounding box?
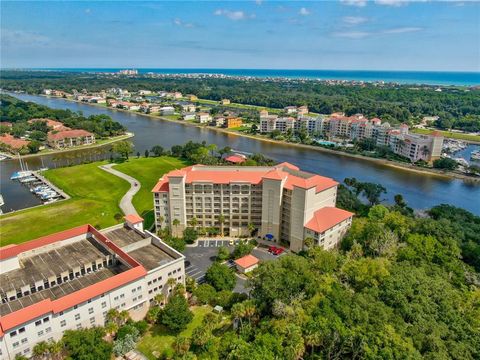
[234,254,259,269]
[304,207,354,233]
[225,155,246,164]
[0,134,30,149]
[29,118,70,131]
[48,129,94,141]
[152,164,338,193]
[124,214,144,224]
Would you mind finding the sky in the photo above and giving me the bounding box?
[1,0,479,71]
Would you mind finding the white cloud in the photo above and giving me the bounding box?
[173,18,195,28]
[343,16,368,25]
[383,26,423,33]
[1,29,51,46]
[214,9,255,21]
[299,7,310,16]
[333,31,371,39]
[340,0,367,7]
[375,0,429,6]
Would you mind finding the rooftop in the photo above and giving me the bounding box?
[128,244,175,271]
[234,254,259,268]
[48,129,94,141]
[304,207,354,233]
[105,226,147,248]
[152,163,338,193]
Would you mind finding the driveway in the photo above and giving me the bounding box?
[99,163,140,216]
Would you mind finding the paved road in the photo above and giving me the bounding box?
[99,163,140,216]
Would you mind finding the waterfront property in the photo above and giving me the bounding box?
[47,129,96,149]
[0,216,185,360]
[152,162,354,252]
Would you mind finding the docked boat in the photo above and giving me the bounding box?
[10,171,32,180]
[20,176,38,183]
[454,157,469,167]
[471,150,480,161]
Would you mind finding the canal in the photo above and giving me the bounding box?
[1,93,479,214]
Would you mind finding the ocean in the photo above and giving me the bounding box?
[33,68,480,86]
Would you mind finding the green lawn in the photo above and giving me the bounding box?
[0,161,129,245]
[411,128,480,143]
[0,157,187,245]
[136,306,213,360]
[115,156,188,228]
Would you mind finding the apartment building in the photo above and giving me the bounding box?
[388,130,444,162]
[0,215,184,360]
[196,112,212,124]
[225,117,243,129]
[47,129,96,149]
[260,113,325,135]
[152,163,354,253]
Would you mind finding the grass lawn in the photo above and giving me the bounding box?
[115,156,188,228]
[411,128,480,143]
[0,157,187,245]
[136,306,213,360]
[0,161,129,246]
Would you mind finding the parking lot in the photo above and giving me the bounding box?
[197,239,243,248]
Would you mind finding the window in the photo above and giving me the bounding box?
[120,294,125,299]
[45,327,51,333]
[114,296,119,301]
[76,324,82,330]
[90,317,95,324]
[24,348,30,354]
[75,314,80,321]
[88,307,94,314]
[38,330,44,336]
[60,320,66,327]
[18,327,25,333]
[13,341,19,348]
[21,338,28,344]
[101,302,107,308]
[10,330,17,337]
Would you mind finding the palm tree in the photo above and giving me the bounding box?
[247,223,256,237]
[218,214,225,237]
[154,293,165,306]
[172,218,180,234]
[157,215,164,229]
[303,237,314,250]
[47,340,63,360]
[104,321,118,337]
[166,277,177,298]
[189,217,198,229]
[32,341,49,359]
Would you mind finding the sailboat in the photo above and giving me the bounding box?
[10,154,32,180]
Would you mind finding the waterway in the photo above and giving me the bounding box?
[1,93,479,215]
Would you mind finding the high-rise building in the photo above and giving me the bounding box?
[153,163,354,253]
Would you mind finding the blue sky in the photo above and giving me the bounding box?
[1,1,479,71]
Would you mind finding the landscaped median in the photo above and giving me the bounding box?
[0,156,187,246]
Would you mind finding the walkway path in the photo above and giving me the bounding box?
[99,163,140,216]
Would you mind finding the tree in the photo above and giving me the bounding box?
[151,145,164,157]
[183,227,198,244]
[136,151,140,158]
[159,294,193,333]
[27,140,42,154]
[233,242,255,259]
[247,222,256,237]
[173,336,191,356]
[216,246,230,262]
[193,283,217,305]
[62,328,112,360]
[173,218,180,233]
[433,157,458,170]
[189,217,198,229]
[205,262,236,291]
[144,149,149,158]
[112,140,134,160]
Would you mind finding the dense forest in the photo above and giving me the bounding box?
[0,94,126,138]
[2,70,479,130]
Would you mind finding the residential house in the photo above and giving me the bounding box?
[196,112,212,124]
[47,130,95,149]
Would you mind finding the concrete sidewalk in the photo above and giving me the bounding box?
[99,163,140,216]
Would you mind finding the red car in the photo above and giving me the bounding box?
[268,245,277,253]
[272,247,285,256]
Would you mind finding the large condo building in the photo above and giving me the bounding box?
[0,216,184,360]
[152,163,354,253]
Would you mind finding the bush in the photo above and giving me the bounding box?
[193,283,217,305]
[233,242,255,259]
[133,320,148,335]
[433,157,458,170]
[116,324,138,340]
[216,246,230,262]
[183,227,198,244]
[205,263,236,291]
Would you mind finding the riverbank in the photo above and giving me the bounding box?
[40,94,479,182]
[2,132,134,159]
